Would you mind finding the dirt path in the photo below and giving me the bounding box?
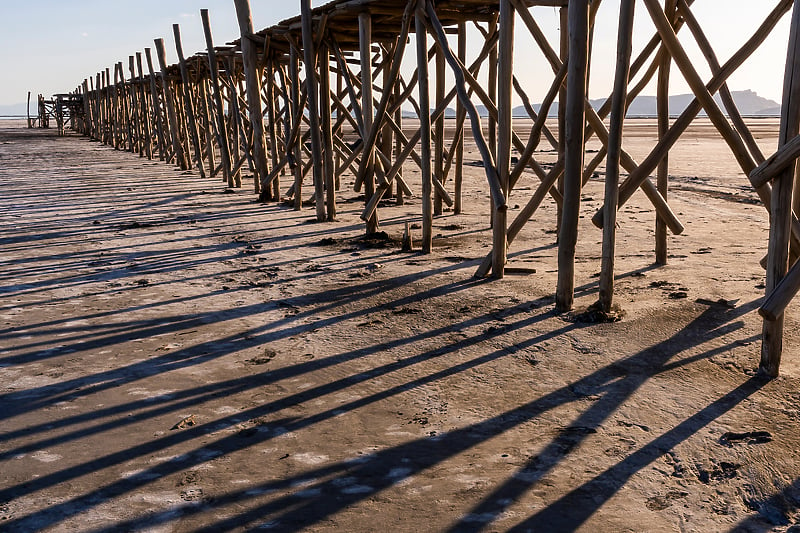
[2,122,800,532]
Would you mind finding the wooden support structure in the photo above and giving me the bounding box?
[58,0,800,375]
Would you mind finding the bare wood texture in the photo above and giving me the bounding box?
[556,0,589,312]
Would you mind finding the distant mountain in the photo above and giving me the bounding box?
[402,90,780,119]
[0,102,31,116]
[602,89,781,117]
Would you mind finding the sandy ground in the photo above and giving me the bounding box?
[2,117,800,532]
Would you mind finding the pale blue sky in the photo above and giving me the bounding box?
[0,1,791,107]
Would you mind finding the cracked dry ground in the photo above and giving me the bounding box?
[3,120,800,532]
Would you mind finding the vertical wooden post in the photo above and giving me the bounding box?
[154,38,189,170]
[417,0,433,253]
[199,79,216,178]
[301,0,327,221]
[599,0,636,313]
[488,14,498,163]
[136,52,153,160]
[27,91,31,128]
[173,25,207,179]
[360,11,379,233]
[454,21,466,215]
[655,0,676,265]
[266,57,281,200]
[144,48,167,161]
[434,42,445,216]
[359,13,379,230]
[394,76,404,205]
[96,72,104,142]
[556,6,568,237]
[381,45,395,208]
[128,56,142,157]
[224,58,243,186]
[761,0,800,376]
[112,65,122,149]
[336,66,344,191]
[121,61,134,152]
[234,0,270,194]
[81,81,91,136]
[493,0,514,278]
[289,46,303,209]
[320,42,336,220]
[201,9,235,188]
[555,0,590,312]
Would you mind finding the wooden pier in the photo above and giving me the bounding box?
[55,0,800,376]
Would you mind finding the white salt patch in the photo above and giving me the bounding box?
[293,453,329,465]
[31,451,62,463]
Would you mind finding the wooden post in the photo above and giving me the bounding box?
[154,38,189,170]
[224,58,243,186]
[201,9,235,188]
[454,22,466,214]
[111,65,122,149]
[234,0,270,194]
[128,56,142,156]
[493,0,514,278]
[761,0,800,376]
[301,0,327,221]
[120,61,134,152]
[381,45,395,209]
[144,48,167,161]
[556,0,590,312]
[136,52,153,160]
[360,11,379,233]
[336,65,344,191]
[417,0,433,253]
[488,14,498,163]
[289,45,303,208]
[394,75,404,205]
[434,41,445,216]
[199,78,216,179]
[320,42,336,220]
[599,0,636,313]
[557,6,568,238]
[266,57,281,201]
[656,0,676,265]
[173,24,207,179]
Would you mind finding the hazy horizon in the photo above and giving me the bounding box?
[0,1,792,108]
